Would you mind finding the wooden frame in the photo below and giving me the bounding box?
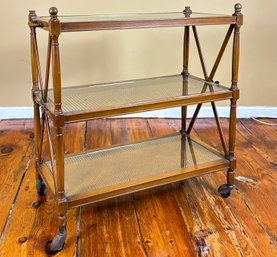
[28,4,243,254]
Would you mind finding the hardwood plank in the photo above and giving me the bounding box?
[78,119,147,257]
[172,179,242,257]
[110,118,150,145]
[0,120,33,236]
[150,119,242,256]
[240,119,277,165]
[190,118,277,256]
[1,118,277,256]
[132,118,196,256]
[135,185,196,257]
[84,119,112,150]
[0,122,86,257]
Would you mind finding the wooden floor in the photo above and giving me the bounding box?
[0,118,276,257]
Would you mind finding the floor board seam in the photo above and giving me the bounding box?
[238,120,277,168]
[83,121,89,151]
[171,182,200,256]
[73,207,81,257]
[0,145,33,241]
[242,196,277,247]
[132,194,149,257]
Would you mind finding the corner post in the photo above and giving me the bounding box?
[181,6,192,134]
[29,10,45,195]
[228,3,243,187]
[45,7,67,255]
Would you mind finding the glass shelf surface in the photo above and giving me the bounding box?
[37,12,229,23]
[44,134,225,197]
[47,75,230,113]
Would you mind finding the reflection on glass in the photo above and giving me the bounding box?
[47,75,228,113]
[44,134,223,196]
[37,12,228,23]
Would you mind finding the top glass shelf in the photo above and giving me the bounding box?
[33,11,236,32]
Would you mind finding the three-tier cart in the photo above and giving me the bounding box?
[28,4,242,254]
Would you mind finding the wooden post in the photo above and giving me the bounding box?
[29,10,44,194]
[228,3,243,187]
[49,5,67,226]
[181,6,191,134]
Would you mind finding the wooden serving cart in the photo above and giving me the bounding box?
[28,4,242,254]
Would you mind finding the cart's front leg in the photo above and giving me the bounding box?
[218,97,237,198]
[45,205,67,255]
[29,10,46,197]
[45,123,67,255]
[218,3,242,198]
[45,7,67,254]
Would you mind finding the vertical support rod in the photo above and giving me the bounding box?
[29,11,43,191]
[181,25,190,133]
[44,34,52,102]
[38,34,52,160]
[228,4,243,187]
[49,7,65,200]
[30,26,40,159]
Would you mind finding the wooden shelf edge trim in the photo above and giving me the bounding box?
[62,92,232,123]
[60,17,236,32]
[66,160,229,208]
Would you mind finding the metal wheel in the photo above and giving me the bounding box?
[217,184,232,198]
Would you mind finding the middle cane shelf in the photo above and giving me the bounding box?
[34,74,232,122]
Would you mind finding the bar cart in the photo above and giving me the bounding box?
[28,4,242,254]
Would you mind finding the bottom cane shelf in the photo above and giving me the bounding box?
[39,133,229,208]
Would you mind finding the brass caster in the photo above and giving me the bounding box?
[217,184,233,198]
[45,231,66,255]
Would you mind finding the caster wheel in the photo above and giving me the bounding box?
[45,231,66,255]
[45,240,65,255]
[218,184,232,198]
[36,180,46,196]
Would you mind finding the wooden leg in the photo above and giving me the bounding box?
[218,4,242,198]
[218,98,237,198]
[227,97,237,189]
[45,125,67,255]
[45,212,67,255]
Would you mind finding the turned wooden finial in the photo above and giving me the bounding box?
[28,10,37,21]
[234,3,242,15]
[49,7,58,16]
[183,6,192,17]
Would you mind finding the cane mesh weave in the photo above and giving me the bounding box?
[45,134,223,197]
[47,75,228,113]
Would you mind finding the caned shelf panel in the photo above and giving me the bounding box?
[40,134,229,207]
[45,75,232,121]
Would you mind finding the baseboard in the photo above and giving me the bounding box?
[0,106,276,120]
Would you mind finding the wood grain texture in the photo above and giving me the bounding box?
[0,122,86,257]
[78,119,147,257]
[133,119,196,256]
[189,118,277,256]
[0,118,277,257]
[0,120,33,236]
